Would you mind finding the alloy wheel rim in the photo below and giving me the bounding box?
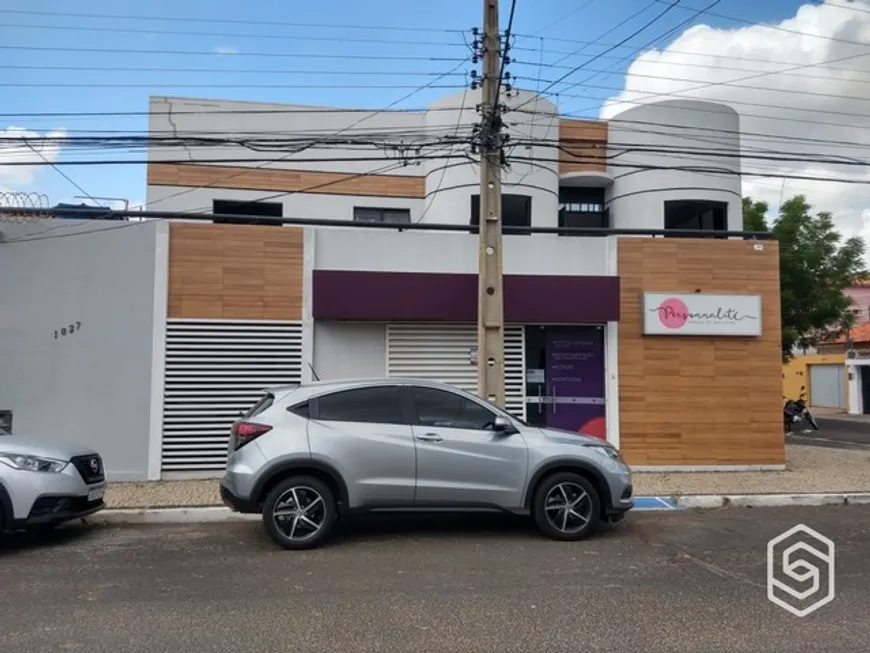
[543,482,592,534]
[272,485,326,540]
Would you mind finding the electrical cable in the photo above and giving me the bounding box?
[652,0,870,48]
[413,84,472,224]
[0,21,469,48]
[18,142,100,205]
[530,0,599,36]
[142,55,471,211]
[513,0,681,113]
[0,44,467,62]
[0,8,466,34]
[553,0,721,112]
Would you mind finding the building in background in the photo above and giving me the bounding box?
[0,90,783,480]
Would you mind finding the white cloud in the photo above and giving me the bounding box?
[0,126,66,188]
[213,46,239,56]
[599,0,870,248]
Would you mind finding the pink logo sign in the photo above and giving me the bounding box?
[656,297,689,329]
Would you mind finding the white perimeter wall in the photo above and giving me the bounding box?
[0,219,164,481]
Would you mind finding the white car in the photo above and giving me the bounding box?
[0,429,107,533]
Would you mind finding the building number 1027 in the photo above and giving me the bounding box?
[55,321,82,339]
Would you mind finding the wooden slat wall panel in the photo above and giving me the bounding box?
[168,223,304,320]
[617,238,784,466]
[148,163,425,199]
[558,119,608,174]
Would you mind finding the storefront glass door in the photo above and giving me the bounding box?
[524,325,606,439]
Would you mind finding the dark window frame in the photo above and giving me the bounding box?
[470,194,533,235]
[353,206,412,224]
[212,199,283,226]
[663,199,728,238]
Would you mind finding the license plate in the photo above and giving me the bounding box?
[88,486,105,502]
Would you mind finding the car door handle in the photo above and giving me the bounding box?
[416,432,443,442]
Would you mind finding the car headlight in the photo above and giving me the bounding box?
[0,453,69,473]
[584,444,622,462]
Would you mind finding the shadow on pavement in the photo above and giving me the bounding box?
[0,521,98,555]
[328,511,627,546]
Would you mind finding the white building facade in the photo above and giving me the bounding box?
[0,91,786,480]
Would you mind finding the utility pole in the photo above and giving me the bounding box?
[476,0,506,407]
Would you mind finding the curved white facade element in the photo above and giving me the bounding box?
[605,99,743,232]
[423,89,560,226]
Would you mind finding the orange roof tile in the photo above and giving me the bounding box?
[830,322,870,344]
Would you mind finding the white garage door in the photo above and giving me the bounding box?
[386,323,526,419]
[161,319,303,472]
[809,364,846,409]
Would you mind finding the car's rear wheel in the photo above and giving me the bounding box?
[531,472,601,542]
[262,476,337,550]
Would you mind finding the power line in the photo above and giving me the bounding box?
[652,0,870,48]
[530,0,599,36]
[1,64,469,77]
[548,0,661,68]
[0,21,469,48]
[0,8,466,34]
[506,153,870,185]
[825,0,870,15]
[0,106,467,119]
[516,68,870,105]
[19,142,99,205]
[513,0,682,112]
[0,83,465,90]
[0,44,467,62]
[554,0,722,106]
[143,56,472,210]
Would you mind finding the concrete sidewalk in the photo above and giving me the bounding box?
[104,444,870,509]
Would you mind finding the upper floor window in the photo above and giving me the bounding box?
[470,194,532,235]
[558,187,608,234]
[664,200,727,238]
[353,207,411,224]
[212,199,283,226]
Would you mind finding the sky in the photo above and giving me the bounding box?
[1,0,869,242]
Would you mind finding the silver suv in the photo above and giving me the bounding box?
[220,378,633,549]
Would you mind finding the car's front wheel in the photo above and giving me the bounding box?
[262,476,337,550]
[531,472,601,542]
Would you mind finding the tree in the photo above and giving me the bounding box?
[742,195,867,362]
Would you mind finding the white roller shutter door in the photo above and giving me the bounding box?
[386,323,526,419]
[161,319,303,472]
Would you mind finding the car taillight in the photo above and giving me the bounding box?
[231,422,272,449]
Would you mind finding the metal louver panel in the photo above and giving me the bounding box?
[386,323,526,419]
[161,319,303,472]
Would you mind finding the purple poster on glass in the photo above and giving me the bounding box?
[545,327,606,439]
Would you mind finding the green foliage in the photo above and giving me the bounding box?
[743,195,867,362]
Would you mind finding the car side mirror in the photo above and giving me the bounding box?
[493,416,516,434]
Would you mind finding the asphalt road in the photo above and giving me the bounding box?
[2,506,869,653]
[788,421,870,450]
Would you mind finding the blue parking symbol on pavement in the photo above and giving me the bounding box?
[633,496,679,510]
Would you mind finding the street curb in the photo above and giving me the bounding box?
[93,506,258,524]
[673,492,870,509]
[91,493,870,524]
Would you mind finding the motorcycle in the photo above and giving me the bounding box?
[783,385,820,434]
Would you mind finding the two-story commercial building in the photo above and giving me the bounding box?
[0,90,783,480]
